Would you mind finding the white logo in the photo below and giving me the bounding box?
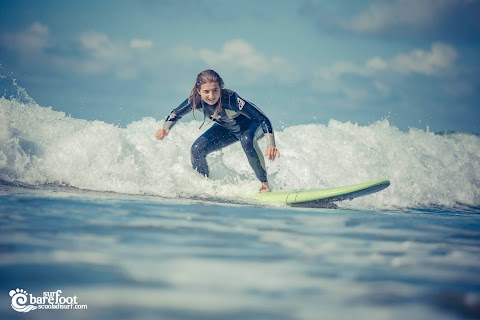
[237,97,245,110]
[9,288,37,313]
[9,288,87,312]
[167,111,176,121]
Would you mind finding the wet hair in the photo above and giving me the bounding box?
[189,69,225,120]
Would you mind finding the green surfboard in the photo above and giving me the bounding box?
[247,179,390,205]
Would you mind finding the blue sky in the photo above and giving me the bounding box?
[1,0,479,133]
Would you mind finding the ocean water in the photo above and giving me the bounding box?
[1,81,480,319]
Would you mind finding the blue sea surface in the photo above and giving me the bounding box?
[1,184,479,320]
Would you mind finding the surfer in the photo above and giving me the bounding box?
[155,69,280,193]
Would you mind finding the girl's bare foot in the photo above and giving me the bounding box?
[259,182,271,193]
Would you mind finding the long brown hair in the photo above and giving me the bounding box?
[189,69,225,119]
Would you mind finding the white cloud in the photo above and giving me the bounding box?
[373,81,391,96]
[318,61,368,81]
[129,38,154,50]
[79,32,131,62]
[313,42,458,98]
[77,32,135,78]
[176,39,299,82]
[199,39,273,76]
[0,23,157,80]
[318,42,457,80]
[339,0,475,34]
[0,22,52,56]
[390,42,457,75]
[366,57,388,71]
[74,32,156,79]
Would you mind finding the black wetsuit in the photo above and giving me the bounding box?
[163,90,276,182]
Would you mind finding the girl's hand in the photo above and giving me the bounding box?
[265,146,280,161]
[155,129,169,140]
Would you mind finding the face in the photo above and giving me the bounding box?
[198,82,221,105]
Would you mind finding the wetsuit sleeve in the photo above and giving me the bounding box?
[235,94,276,146]
[162,98,193,130]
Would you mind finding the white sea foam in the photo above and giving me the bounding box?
[1,92,479,209]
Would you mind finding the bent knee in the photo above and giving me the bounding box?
[191,137,208,157]
[240,134,255,149]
